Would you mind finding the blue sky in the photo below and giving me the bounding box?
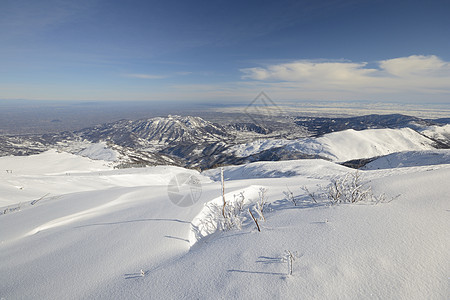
[1,0,450,103]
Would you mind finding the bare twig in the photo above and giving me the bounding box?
[221,167,226,218]
[31,193,50,205]
[248,208,260,232]
[284,250,298,275]
[301,186,317,203]
[283,186,296,206]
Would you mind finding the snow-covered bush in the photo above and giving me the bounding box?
[221,197,245,231]
[283,187,297,206]
[232,191,245,216]
[256,187,267,221]
[219,168,266,231]
[196,190,247,233]
[326,171,372,204]
[325,171,397,204]
[219,167,246,230]
[301,185,317,203]
[288,171,398,206]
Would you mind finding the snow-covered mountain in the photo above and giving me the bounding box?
[77,115,232,148]
[361,149,450,170]
[0,114,449,169]
[295,113,430,136]
[419,124,450,147]
[229,127,438,162]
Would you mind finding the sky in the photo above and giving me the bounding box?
[1,0,450,104]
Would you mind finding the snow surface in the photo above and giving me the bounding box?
[77,142,119,161]
[420,124,450,145]
[0,150,449,299]
[202,159,350,181]
[228,128,436,162]
[362,150,450,170]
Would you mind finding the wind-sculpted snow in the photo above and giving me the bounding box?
[202,159,349,181]
[77,142,119,161]
[0,152,449,299]
[0,150,198,206]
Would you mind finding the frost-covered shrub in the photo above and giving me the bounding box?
[326,171,372,203]
[289,171,398,206]
[325,171,396,204]
[301,185,317,203]
[221,198,245,231]
[256,187,267,221]
[283,187,297,206]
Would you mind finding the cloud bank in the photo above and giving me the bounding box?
[240,55,450,101]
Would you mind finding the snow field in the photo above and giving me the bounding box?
[0,150,449,299]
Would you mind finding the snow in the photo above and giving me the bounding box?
[229,139,293,157]
[77,142,119,161]
[0,149,110,176]
[0,150,200,207]
[362,149,450,170]
[420,124,450,144]
[0,146,449,299]
[202,159,350,180]
[229,128,436,162]
[139,167,449,299]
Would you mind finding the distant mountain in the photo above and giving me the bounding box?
[226,122,272,134]
[361,150,450,170]
[76,115,232,148]
[428,118,450,125]
[227,127,439,163]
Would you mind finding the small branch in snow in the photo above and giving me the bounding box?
[221,167,226,218]
[283,186,297,206]
[248,208,260,232]
[283,250,299,275]
[301,186,317,203]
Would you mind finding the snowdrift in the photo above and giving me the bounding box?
[0,148,449,299]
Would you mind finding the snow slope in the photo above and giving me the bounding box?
[77,142,119,161]
[0,153,449,299]
[0,150,201,207]
[362,149,450,170]
[420,124,450,145]
[202,159,350,180]
[229,128,437,162]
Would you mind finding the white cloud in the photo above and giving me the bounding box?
[240,55,450,101]
[379,55,450,77]
[242,61,376,82]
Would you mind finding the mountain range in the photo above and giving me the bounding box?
[0,114,448,169]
